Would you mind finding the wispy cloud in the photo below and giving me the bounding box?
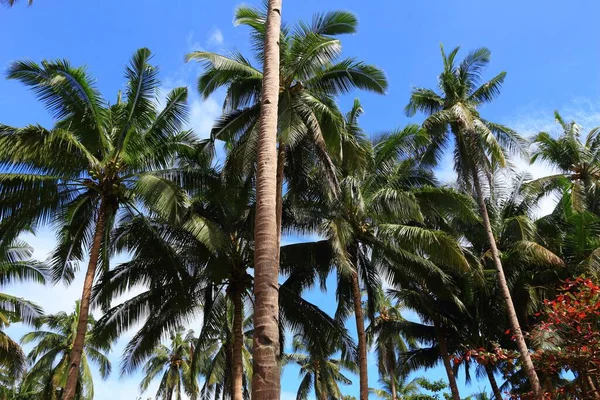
[208,28,224,46]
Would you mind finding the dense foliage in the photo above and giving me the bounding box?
[1,3,600,400]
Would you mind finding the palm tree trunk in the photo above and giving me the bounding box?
[485,365,502,400]
[251,0,282,399]
[232,288,244,400]
[390,376,397,400]
[471,170,543,399]
[275,142,285,264]
[433,319,460,400]
[350,271,369,400]
[316,367,327,400]
[63,199,107,400]
[386,358,397,400]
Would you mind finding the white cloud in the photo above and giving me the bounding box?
[186,31,202,53]
[208,28,224,47]
[189,96,222,139]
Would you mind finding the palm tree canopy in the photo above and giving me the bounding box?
[19,302,111,399]
[139,327,197,400]
[529,110,600,215]
[0,239,46,379]
[0,48,198,284]
[186,6,387,184]
[405,46,525,189]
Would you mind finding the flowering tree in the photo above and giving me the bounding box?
[454,277,600,399]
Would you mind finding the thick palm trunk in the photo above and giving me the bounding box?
[485,365,502,400]
[251,0,282,399]
[350,272,368,400]
[63,200,107,400]
[433,320,460,400]
[232,288,244,400]
[471,171,543,399]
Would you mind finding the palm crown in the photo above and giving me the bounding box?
[187,6,387,182]
[19,302,111,400]
[286,333,357,400]
[530,110,600,215]
[0,48,194,280]
[406,46,523,188]
[139,327,197,400]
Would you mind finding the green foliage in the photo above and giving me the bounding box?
[19,302,111,400]
[1,9,600,400]
[0,240,46,381]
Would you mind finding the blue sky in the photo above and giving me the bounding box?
[3,0,600,398]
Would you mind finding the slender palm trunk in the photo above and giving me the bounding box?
[471,171,543,399]
[251,0,282,399]
[275,142,285,263]
[433,320,460,400]
[485,365,502,400]
[63,199,106,400]
[316,367,327,400]
[350,271,368,400]
[390,375,397,400]
[232,288,244,400]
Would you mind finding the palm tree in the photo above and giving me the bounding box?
[19,302,111,400]
[139,327,196,400]
[187,9,386,397]
[194,296,253,400]
[286,334,357,400]
[186,6,387,241]
[405,45,543,398]
[282,111,472,400]
[529,110,600,216]
[367,293,417,400]
[0,240,45,380]
[369,376,440,400]
[246,1,281,397]
[92,157,354,400]
[0,48,195,399]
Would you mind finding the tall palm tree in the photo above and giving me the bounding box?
[0,240,45,380]
[194,295,253,400]
[92,156,354,400]
[283,114,472,400]
[187,9,386,397]
[367,293,416,400]
[286,334,357,400]
[0,48,195,399]
[19,302,111,400]
[139,327,197,400]
[529,110,600,216]
[248,1,281,397]
[405,45,543,398]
